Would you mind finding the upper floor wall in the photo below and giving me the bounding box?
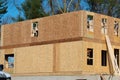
[84,11,120,43]
[1,10,120,47]
[1,11,82,47]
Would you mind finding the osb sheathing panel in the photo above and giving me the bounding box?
[94,13,102,40]
[82,41,110,74]
[1,41,120,74]
[113,17,120,42]
[107,17,120,43]
[35,12,81,42]
[107,16,114,42]
[2,11,81,46]
[2,10,120,47]
[0,50,5,64]
[0,49,15,64]
[3,20,31,46]
[4,48,14,53]
[83,11,101,39]
[83,11,120,44]
[56,41,82,72]
[83,11,88,37]
[14,44,54,74]
[0,49,15,73]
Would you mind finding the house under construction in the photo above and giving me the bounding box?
[0,10,120,79]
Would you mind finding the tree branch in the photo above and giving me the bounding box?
[67,0,73,12]
[56,0,64,13]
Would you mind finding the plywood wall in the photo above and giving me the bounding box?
[14,44,54,74]
[1,40,119,75]
[2,11,82,47]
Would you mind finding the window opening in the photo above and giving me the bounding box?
[31,22,38,37]
[101,50,107,66]
[87,48,93,65]
[114,49,119,67]
[5,54,14,68]
[87,15,93,32]
[114,21,119,36]
[101,18,107,34]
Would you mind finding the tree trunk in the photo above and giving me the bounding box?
[49,0,54,15]
[63,0,66,13]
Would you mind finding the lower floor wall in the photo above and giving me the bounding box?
[0,40,120,75]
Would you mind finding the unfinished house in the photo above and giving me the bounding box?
[0,10,120,76]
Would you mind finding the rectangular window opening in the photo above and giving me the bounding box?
[101,18,107,34]
[87,15,94,32]
[114,49,119,67]
[5,54,14,68]
[31,22,38,37]
[87,48,93,65]
[114,21,119,36]
[101,50,107,66]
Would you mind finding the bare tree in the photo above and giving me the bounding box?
[62,0,81,13]
[46,0,81,15]
[49,0,54,15]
